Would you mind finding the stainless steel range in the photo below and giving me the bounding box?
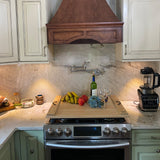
[44,96,131,160]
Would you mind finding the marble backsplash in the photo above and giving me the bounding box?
[0,44,159,103]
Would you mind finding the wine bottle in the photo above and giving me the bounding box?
[90,74,97,96]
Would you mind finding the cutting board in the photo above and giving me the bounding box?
[0,103,15,113]
[47,95,128,118]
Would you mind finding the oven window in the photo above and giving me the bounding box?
[51,149,124,160]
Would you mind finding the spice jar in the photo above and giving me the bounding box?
[13,92,22,109]
[13,92,20,104]
[35,95,44,105]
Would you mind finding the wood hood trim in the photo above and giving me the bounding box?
[47,0,123,44]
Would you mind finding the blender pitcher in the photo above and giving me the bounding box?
[140,67,160,94]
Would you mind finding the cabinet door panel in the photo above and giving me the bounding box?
[17,0,48,62]
[20,131,44,160]
[0,136,15,160]
[123,0,160,61]
[0,144,11,160]
[23,2,42,56]
[132,146,160,160]
[129,0,160,52]
[0,0,18,63]
[26,136,39,160]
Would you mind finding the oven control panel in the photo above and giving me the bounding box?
[44,124,131,140]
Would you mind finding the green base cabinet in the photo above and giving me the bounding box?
[19,131,44,160]
[0,130,44,160]
[0,136,15,160]
[132,130,160,160]
[133,146,160,160]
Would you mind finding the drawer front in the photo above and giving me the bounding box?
[132,146,160,160]
[132,130,160,145]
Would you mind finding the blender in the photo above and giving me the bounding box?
[137,67,160,112]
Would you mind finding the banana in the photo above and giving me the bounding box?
[61,96,65,102]
[63,92,79,104]
[70,97,74,104]
[71,91,79,98]
[67,92,73,98]
[74,97,78,104]
[65,95,70,102]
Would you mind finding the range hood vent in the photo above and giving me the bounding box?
[47,0,123,44]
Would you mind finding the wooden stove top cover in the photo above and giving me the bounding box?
[46,95,128,119]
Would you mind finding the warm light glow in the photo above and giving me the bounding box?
[119,78,143,97]
[25,79,61,101]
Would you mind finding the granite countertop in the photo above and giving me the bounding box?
[121,101,160,129]
[1,101,160,149]
[0,103,51,149]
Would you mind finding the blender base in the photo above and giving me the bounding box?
[137,89,159,112]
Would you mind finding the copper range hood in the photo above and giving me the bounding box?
[47,0,123,44]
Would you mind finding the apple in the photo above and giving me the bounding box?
[78,98,85,106]
[81,95,88,102]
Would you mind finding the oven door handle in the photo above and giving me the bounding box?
[45,141,130,149]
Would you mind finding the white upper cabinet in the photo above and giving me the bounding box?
[117,0,160,61]
[17,0,48,62]
[0,0,18,63]
[0,0,54,64]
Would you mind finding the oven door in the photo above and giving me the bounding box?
[45,140,131,160]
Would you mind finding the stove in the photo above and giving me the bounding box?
[44,95,131,160]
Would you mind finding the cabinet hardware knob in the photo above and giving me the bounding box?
[125,44,127,55]
[151,136,160,140]
[30,149,34,154]
[43,46,47,57]
[156,149,160,153]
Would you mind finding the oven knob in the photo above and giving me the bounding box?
[47,128,54,135]
[112,127,119,135]
[55,128,63,136]
[64,128,72,137]
[103,127,111,136]
[121,127,128,135]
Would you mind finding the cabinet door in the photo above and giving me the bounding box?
[0,0,18,63]
[20,130,44,160]
[17,0,48,62]
[0,136,15,160]
[132,146,160,160]
[123,0,160,61]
